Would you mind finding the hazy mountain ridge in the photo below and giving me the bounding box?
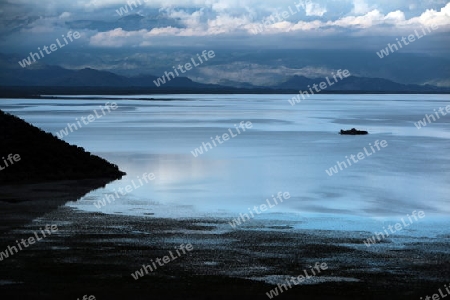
[0,56,448,93]
[3,49,449,88]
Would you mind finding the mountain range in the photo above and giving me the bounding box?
[1,60,449,95]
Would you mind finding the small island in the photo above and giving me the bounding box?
[339,128,368,135]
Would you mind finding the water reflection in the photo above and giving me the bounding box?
[1,94,449,223]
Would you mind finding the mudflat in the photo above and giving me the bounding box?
[0,184,448,300]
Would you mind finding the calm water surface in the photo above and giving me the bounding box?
[1,94,449,235]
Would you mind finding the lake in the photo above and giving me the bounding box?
[1,94,449,236]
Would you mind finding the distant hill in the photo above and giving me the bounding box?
[0,60,449,94]
[276,75,446,92]
[0,110,126,183]
[0,63,212,88]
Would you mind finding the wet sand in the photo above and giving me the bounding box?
[0,185,449,300]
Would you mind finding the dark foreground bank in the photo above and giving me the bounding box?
[0,185,448,300]
[0,109,125,183]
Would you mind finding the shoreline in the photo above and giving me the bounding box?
[0,185,448,299]
[1,87,450,100]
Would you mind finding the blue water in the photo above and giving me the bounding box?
[1,94,449,235]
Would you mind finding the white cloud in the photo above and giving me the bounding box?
[90,28,145,47]
[405,2,450,27]
[191,62,338,85]
[86,2,450,47]
[351,0,372,15]
[305,2,327,17]
[384,10,406,23]
[331,9,384,28]
[59,12,71,19]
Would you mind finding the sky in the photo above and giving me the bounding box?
[0,0,449,86]
[0,0,449,50]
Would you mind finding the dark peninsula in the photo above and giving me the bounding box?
[0,109,125,232]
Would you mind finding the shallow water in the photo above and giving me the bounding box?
[1,94,449,234]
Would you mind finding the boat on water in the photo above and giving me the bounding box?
[339,128,368,135]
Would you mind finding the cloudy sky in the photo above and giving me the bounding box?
[0,0,449,86]
[1,0,449,50]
